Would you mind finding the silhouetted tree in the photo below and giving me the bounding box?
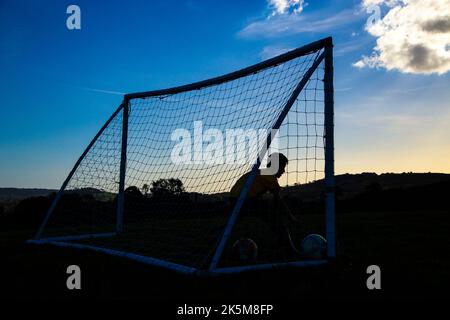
[150,178,185,197]
[142,184,149,196]
[125,186,143,198]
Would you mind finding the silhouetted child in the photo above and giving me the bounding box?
[229,153,301,257]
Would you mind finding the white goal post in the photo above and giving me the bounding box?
[27,37,336,275]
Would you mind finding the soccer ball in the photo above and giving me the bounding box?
[300,234,327,259]
[232,238,258,263]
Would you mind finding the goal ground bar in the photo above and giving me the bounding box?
[26,239,198,275]
[209,260,328,275]
[27,232,117,242]
[26,238,329,276]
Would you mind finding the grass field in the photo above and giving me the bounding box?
[2,208,449,301]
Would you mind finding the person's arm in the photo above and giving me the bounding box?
[271,189,300,225]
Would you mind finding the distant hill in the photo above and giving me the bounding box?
[1,173,449,227]
[339,177,450,212]
[0,187,118,202]
[334,172,450,194]
[0,188,57,201]
[1,172,450,202]
[282,172,450,200]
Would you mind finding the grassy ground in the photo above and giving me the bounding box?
[1,209,450,301]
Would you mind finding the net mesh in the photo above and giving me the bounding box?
[40,46,328,269]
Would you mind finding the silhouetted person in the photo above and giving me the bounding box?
[230,153,300,257]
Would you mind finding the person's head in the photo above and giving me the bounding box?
[267,153,288,178]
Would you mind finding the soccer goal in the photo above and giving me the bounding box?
[27,37,335,275]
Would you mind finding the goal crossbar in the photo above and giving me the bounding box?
[125,37,332,100]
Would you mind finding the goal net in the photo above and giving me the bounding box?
[31,37,335,274]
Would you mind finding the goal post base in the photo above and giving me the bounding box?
[29,232,117,242]
[25,238,330,276]
[25,238,198,275]
[208,260,329,275]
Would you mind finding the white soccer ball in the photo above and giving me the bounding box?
[232,238,258,263]
[300,234,327,259]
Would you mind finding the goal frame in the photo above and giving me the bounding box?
[27,37,336,276]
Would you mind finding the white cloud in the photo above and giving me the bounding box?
[75,86,125,95]
[335,38,369,57]
[268,0,306,16]
[362,0,400,7]
[354,0,450,75]
[259,46,294,60]
[353,53,383,68]
[239,9,361,38]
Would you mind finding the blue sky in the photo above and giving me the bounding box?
[1,0,449,188]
